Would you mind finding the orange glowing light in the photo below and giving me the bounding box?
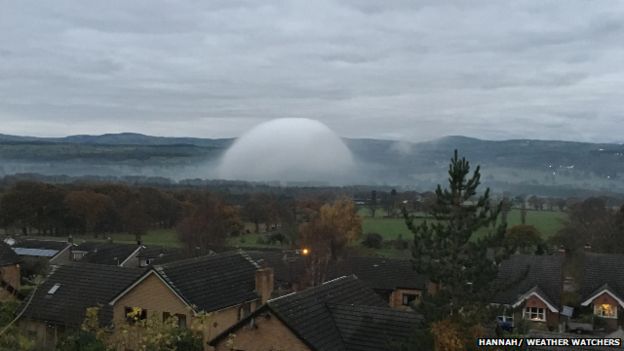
[302,248,310,255]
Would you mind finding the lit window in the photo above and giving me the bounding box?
[594,304,617,319]
[125,307,147,325]
[523,307,545,321]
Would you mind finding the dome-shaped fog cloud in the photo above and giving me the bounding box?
[218,118,355,183]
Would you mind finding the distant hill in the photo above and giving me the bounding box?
[1,133,623,195]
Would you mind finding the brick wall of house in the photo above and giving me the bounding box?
[112,272,260,350]
[213,311,311,351]
[389,288,422,310]
[522,295,559,330]
[592,292,619,331]
[0,264,20,300]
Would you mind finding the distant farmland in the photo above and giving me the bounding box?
[360,208,566,240]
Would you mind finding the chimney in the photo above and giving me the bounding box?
[67,235,73,244]
[255,267,274,304]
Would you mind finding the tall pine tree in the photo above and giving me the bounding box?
[404,150,507,340]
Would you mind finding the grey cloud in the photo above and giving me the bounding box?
[0,0,623,142]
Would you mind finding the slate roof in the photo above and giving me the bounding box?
[20,263,145,327]
[266,275,390,351]
[329,256,426,291]
[135,246,189,265]
[580,253,624,302]
[0,241,20,266]
[328,304,422,351]
[247,251,426,291]
[492,254,564,309]
[247,250,304,285]
[211,275,421,351]
[73,242,141,266]
[153,251,260,312]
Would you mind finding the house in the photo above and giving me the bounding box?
[70,242,143,266]
[107,250,272,349]
[247,250,428,309]
[246,250,305,293]
[210,275,422,351]
[0,241,21,300]
[19,250,273,350]
[3,238,73,265]
[127,246,188,267]
[18,263,146,349]
[328,256,429,310]
[579,253,624,332]
[491,254,564,331]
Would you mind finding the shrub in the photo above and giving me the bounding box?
[394,234,409,250]
[361,233,383,249]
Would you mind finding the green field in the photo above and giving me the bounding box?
[31,228,183,248]
[361,208,566,240]
[24,208,566,260]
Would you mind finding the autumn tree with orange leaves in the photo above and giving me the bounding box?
[299,197,362,286]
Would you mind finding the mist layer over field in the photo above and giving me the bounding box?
[217,118,355,183]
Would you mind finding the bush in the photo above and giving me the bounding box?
[394,234,409,250]
[361,233,383,249]
[267,232,286,245]
[256,236,266,245]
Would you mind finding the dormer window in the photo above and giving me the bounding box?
[139,258,152,268]
[71,251,86,261]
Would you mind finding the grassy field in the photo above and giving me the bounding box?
[29,228,183,248]
[23,208,566,260]
[361,208,566,240]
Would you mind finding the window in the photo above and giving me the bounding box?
[163,312,187,328]
[47,283,61,295]
[71,251,86,261]
[523,307,545,321]
[125,307,147,325]
[238,303,252,320]
[402,293,419,306]
[595,304,617,319]
[175,314,187,328]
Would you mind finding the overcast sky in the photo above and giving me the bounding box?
[1,1,623,142]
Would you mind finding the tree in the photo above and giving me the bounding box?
[121,200,150,243]
[403,150,507,344]
[0,301,35,351]
[368,190,378,218]
[242,193,273,233]
[361,233,383,249]
[58,306,203,351]
[520,201,527,225]
[500,196,512,223]
[64,190,114,237]
[552,197,622,253]
[299,197,362,286]
[504,224,544,254]
[177,198,242,255]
